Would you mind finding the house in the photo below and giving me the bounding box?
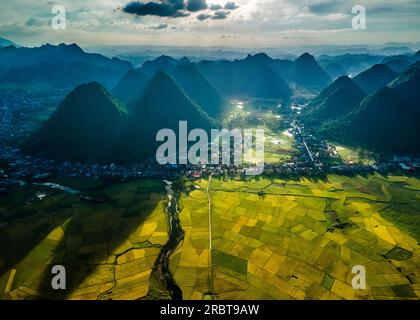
[399,163,410,171]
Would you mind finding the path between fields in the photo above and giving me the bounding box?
[207,174,213,251]
[206,174,214,294]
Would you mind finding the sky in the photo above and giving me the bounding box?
[0,0,419,48]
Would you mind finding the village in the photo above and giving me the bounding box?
[0,89,419,196]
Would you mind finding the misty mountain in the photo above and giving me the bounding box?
[375,46,414,56]
[382,51,420,73]
[2,62,131,89]
[140,55,180,76]
[238,53,294,82]
[0,43,132,88]
[23,82,128,162]
[139,52,338,97]
[196,54,292,99]
[318,54,384,77]
[292,53,331,89]
[319,61,347,80]
[112,69,151,103]
[171,63,227,118]
[140,55,291,99]
[353,64,398,94]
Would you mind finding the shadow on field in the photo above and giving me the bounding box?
[37,180,163,300]
[0,180,164,300]
[0,185,75,278]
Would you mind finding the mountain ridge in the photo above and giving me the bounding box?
[302,76,366,126]
[353,64,398,94]
[0,43,132,88]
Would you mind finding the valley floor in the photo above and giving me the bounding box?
[0,174,419,300]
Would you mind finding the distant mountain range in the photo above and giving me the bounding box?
[304,61,420,155]
[318,54,385,77]
[197,54,292,99]
[382,51,420,73]
[137,52,331,99]
[0,43,132,89]
[19,44,420,162]
[317,51,420,79]
[200,52,331,93]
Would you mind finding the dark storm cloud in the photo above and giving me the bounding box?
[123,0,185,17]
[186,0,208,12]
[123,0,237,19]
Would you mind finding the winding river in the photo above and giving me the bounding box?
[152,180,185,300]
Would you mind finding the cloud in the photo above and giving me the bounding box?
[209,4,222,11]
[224,2,239,10]
[196,9,230,21]
[209,1,238,11]
[148,23,169,29]
[25,17,47,27]
[307,1,344,15]
[1,0,420,48]
[197,13,211,21]
[186,0,208,12]
[220,34,237,39]
[212,10,230,20]
[123,0,209,18]
[123,0,185,18]
[172,10,191,18]
[123,0,237,20]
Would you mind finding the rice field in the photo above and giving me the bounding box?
[173,174,420,300]
[1,174,419,300]
[0,179,169,300]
